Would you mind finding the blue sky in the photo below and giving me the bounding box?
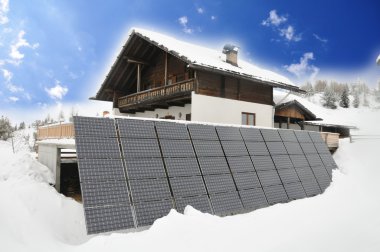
[0,0,379,122]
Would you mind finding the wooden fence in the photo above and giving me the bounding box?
[37,123,75,140]
[320,132,340,148]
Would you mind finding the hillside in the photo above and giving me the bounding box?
[1,98,380,251]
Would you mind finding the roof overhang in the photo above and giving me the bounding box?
[275,100,317,120]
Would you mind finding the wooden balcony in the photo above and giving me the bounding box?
[118,79,195,113]
[37,123,75,140]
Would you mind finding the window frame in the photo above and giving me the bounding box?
[241,112,256,126]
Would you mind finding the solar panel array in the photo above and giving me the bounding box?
[74,116,337,234]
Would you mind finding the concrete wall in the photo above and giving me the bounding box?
[191,92,273,127]
[113,104,191,121]
[38,144,60,190]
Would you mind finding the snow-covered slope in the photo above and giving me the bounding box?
[1,108,380,251]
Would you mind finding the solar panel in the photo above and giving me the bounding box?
[117,118,156,139]
[198,157,230,175]
[203,174,236,194]
[216,126,243,141]
[266,142,287,155]
[160,139,195,158]
[129,179,171,202]
[257,170,282,187]
[319,154,337,168]
[308,131,325,143]
[155,121,190,140]
[306,154,324,167]
[81,181,130,207]
[262,185,288,204]
[283,182,307,200]
[301,179,321,196]
[233,171,261,190]
[314,142,331,154]
[74,116,116,138]
[175,195,212,214]
[284,142,303,155]
[245,142,270,156]
[251,155,276,171]
[84,204,134,234]
[187,124,219,140]
[226,156,255,173]
[260,129,281,142]
[290,155,309,168]
[192,140,225,157]
[164,158,201,177]
[278,129,298,142]
[294,130,313,143]
[169,176,207,197]
[296,167,317,182]
[121,138,161,158]
[277,168,300,184]
[210,191,243,215]
[124,158,166,179]
[76,137,121,159]
[239,188,268,210]
[134,199,173,227]
[272,155,294,169]
[77,159,125,182]
[220,140,248,156]
[300,143,318,154]
[240,127,264,142]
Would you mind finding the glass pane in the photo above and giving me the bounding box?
[241,113,247,125]
[248,114,254,126]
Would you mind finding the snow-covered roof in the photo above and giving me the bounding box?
[132,28,297,89]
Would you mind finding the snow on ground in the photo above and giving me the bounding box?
[1,106,380,251]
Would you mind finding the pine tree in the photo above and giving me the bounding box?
[0,116,13,140]
[58,110,65,122]
[321,86,337,109]
[19,122,25,129]
[339,87,350,108]
[353,92,360,108]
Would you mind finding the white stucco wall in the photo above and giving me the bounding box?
[113,104,191,121]
[191,92,273,127]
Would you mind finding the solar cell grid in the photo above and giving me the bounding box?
[192,140,225,157]
[294,130,313,143]
[308,131,325,143]
[289,155,309,168]
[300,143,318,154]
[203,174,236,194]
[232,171,261,190]
[245,142,270,156]
[257,170,282,187]
[311,166,331,181]
[169,176,207,197]
[84,204,135,234]
[77,159,125,182]
[283,182,306,200]
[251,155,276,171]
[197,157,230,175]
[296,167,317,182]
[160,139,195,158]
[164,157,201,177]
[216,126,243,141]
[81,181,130,207]
[263,184,288,204]
[260,129,281,142]
[301,179,321,196]
[220,140,249,157]
[266,142,287,155]
[226,156,255,173]
[210,191,243,215]
[240,127,264,142]
[124,158,166,179]
[129,179,171,202]
[175,195,212,214]
[155,121,189,140]
[134,199,173,227]
[278,129,298,142]
[284,142,303,155]
[117,119,156,139]
[187,124,219,140]
[239,187,268,210]
[277,168,300,184]
[272,155,294,169]
[121,138,161,158]
[306,154,324,167]
[314,142,331,154]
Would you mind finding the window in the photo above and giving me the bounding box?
[242,112,255,126]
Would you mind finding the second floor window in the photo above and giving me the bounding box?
[242,112,255,126]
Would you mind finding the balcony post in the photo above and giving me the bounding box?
[137,63,141,92]
[164,52,168,86]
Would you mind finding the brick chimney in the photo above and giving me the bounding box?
[223,44,239,66]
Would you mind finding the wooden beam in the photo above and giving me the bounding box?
[164,52,168,85]
[167,101,185,107]
[137,64,141,92]
[127,58,150,65]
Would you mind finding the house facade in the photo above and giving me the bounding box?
[93,28,304,127]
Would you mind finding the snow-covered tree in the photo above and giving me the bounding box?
[314,80,327,93]
[69,107,78,122]
[301,82,314,97]
[58,110,65,122]
[19,122,26,130]
[339,87,350,108]
[321,86,337,109]
[353,92,360,108]
[0,116,13,140]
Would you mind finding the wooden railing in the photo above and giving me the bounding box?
[320,132,339,148]
[118,78,195,108]
[37,123,75,140]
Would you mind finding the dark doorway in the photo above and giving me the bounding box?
[60,163,82,202]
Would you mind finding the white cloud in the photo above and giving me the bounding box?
[262,10,287,27]
[280,25,302,42]
[0,0,9,25]
[284,52,320,80]
[45,81,68,100]
[197,7,204,14]
[1,68,24,93]
[9,30,39,64]
[211,15,216,20]
[178,16,193,34]
[9,96,19,102]
[377,54,380,65]
[313,33,328,43]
